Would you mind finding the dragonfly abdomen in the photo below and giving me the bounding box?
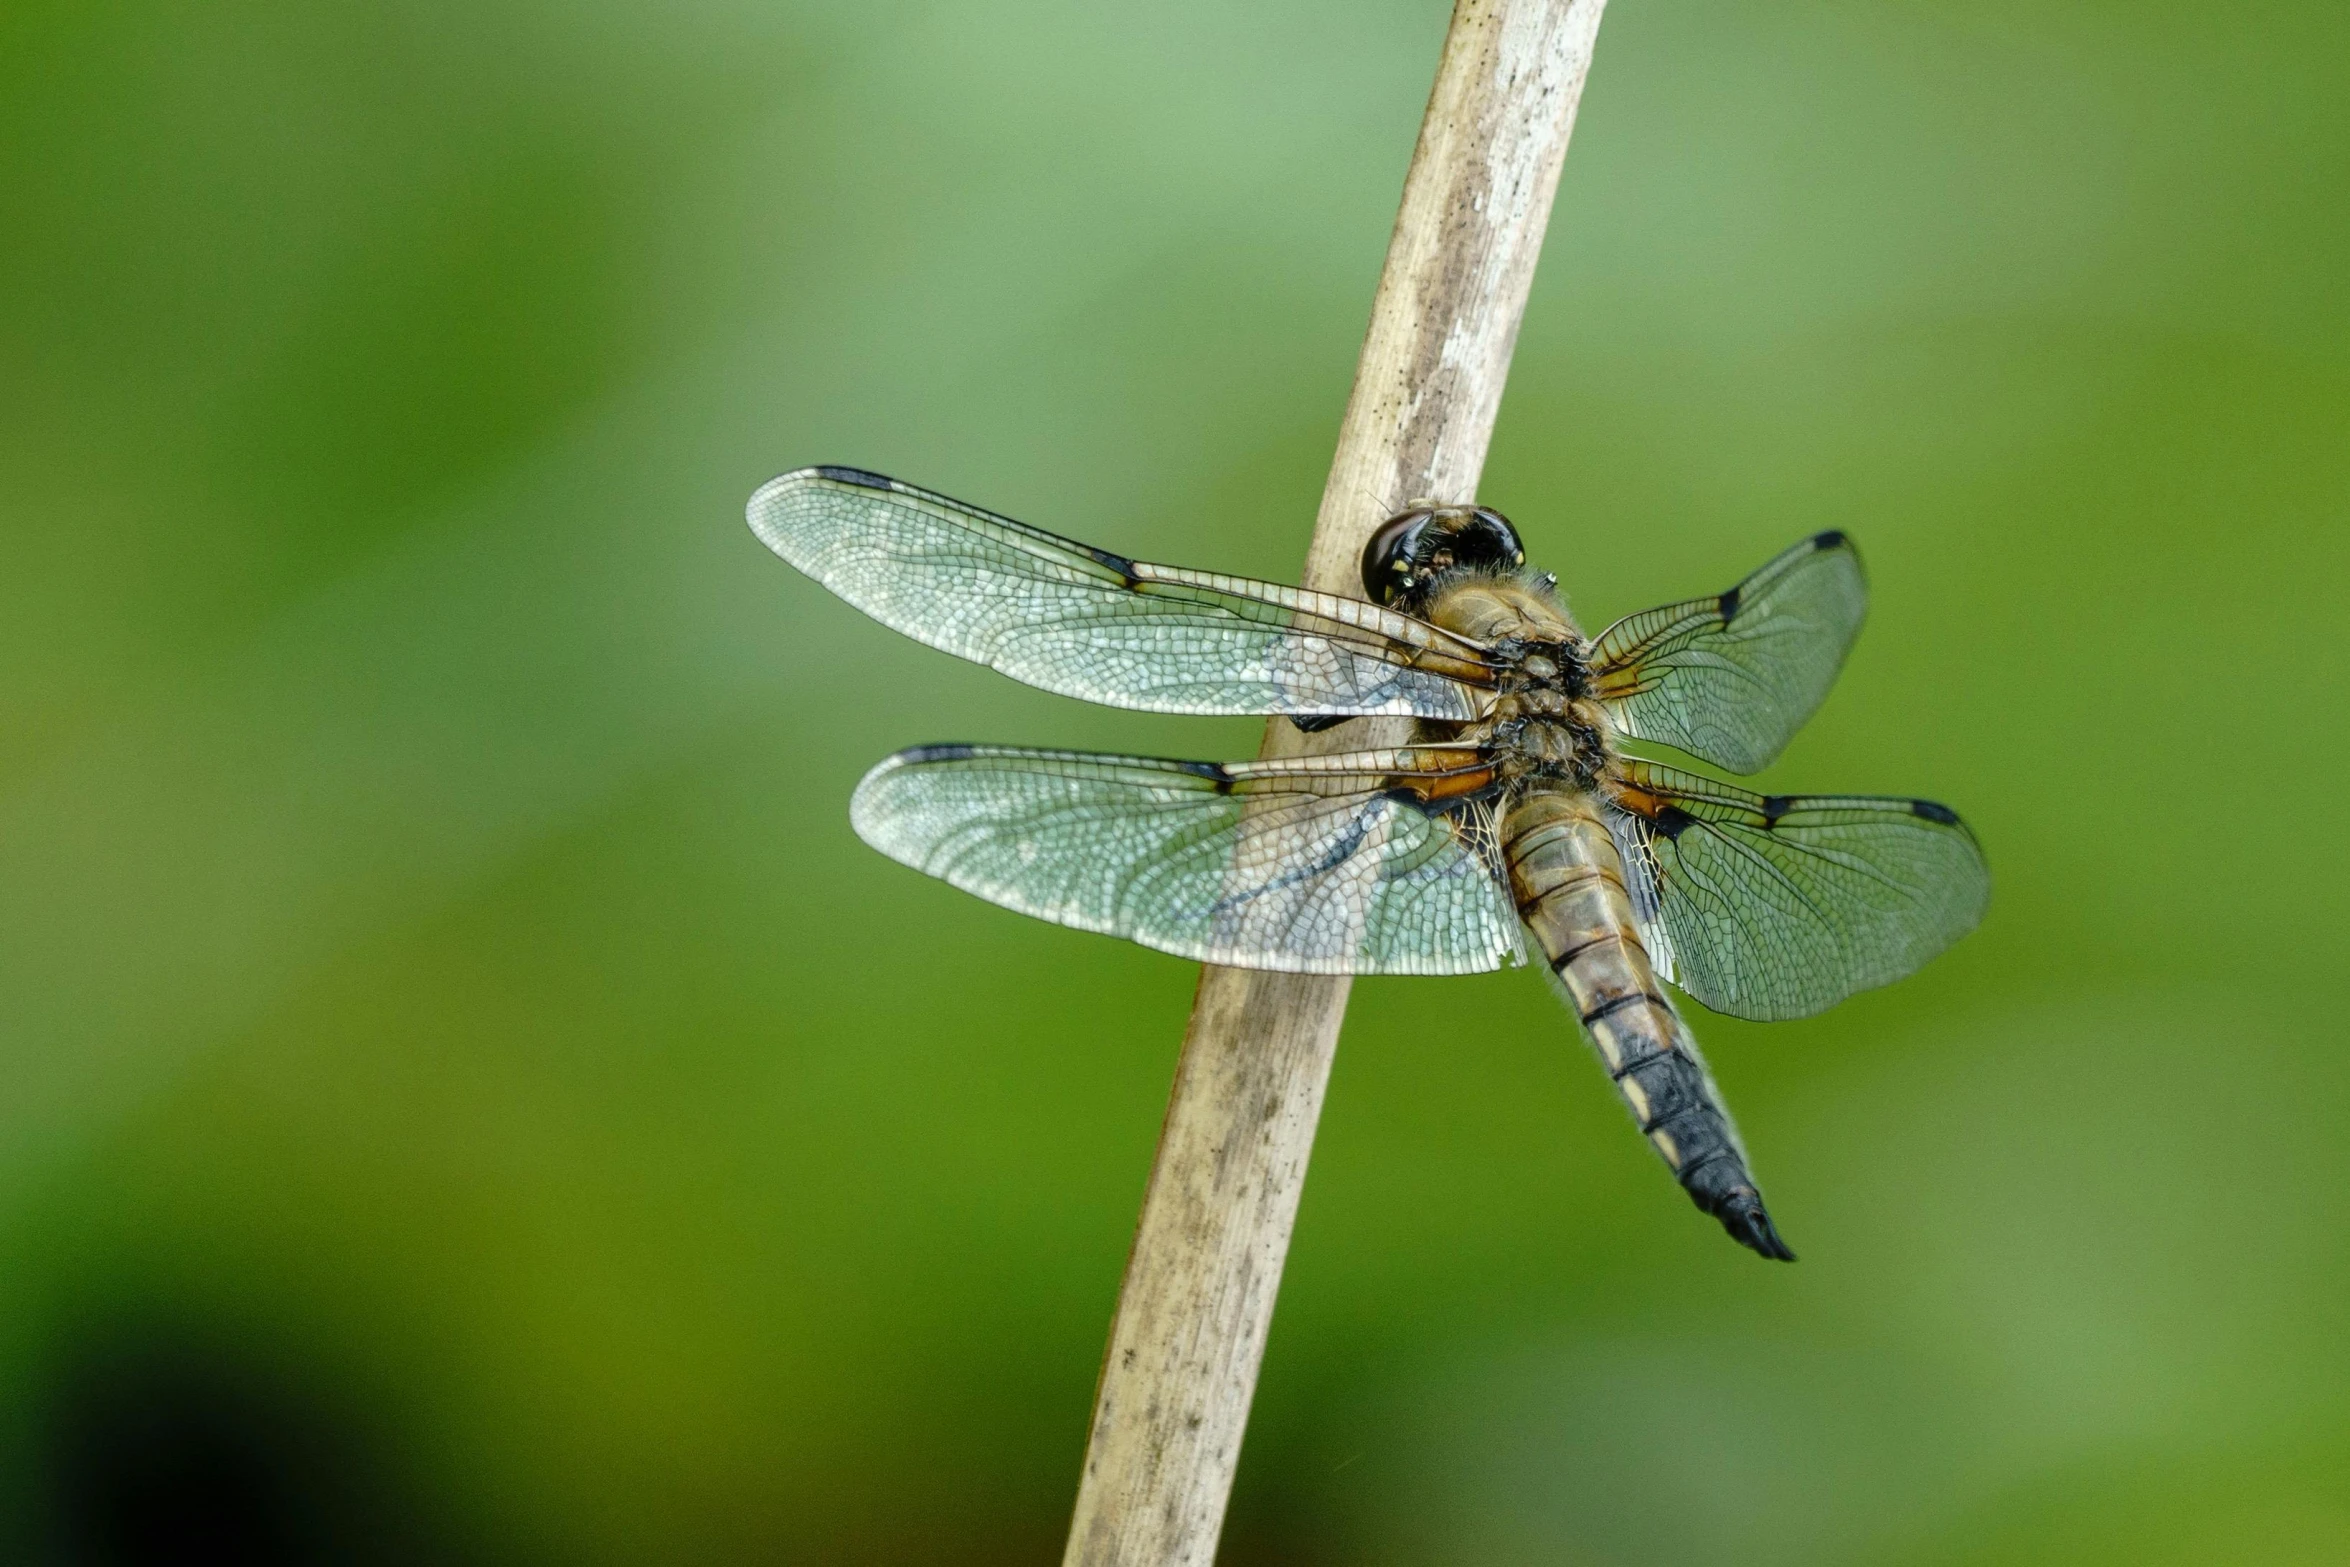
[1504,789,1796,1261]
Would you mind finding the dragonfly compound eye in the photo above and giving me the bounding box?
[1360,504,1527,605]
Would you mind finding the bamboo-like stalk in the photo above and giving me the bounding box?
[1060,4,1609,1563]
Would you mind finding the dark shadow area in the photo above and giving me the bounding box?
[29,1315,469,1567]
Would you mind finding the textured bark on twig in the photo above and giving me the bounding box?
[1062,5,1609,1562]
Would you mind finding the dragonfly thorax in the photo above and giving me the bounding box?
[1420,568,1607,787]
[1420,567,1585,647]
[1482,696,1611,790]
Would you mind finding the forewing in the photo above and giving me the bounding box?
[850,744,1521,975]
[750,467,1499,720]
[1604,760,1988,1021]
[1589,531,1867,773]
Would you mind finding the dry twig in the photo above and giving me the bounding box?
[1062,4,1610,1562]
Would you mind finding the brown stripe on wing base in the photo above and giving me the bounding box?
[1507,786,1795,1262]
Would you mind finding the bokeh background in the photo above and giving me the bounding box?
[4,0,2346,1561]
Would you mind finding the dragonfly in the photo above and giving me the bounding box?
[747,465,1988,1260]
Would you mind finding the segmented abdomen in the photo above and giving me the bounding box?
[1503,788,1795,1260]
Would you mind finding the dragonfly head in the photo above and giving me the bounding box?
[1361,504,1526,607]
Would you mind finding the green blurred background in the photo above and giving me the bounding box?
[4,0,2346,1561]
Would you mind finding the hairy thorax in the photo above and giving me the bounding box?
[1419,570,1614,791]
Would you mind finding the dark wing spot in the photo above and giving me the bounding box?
[1174,760,1236,791]
[1653,803,1700,841]
[1084,544,1143,587]
[1717,585,1742,623]
[1287,713,1350,733]
[1812,528,1849,550]
[814,465,895,489]
[899,744,978,764]
[1760,794,1793,825]
[1910,798,1961,825]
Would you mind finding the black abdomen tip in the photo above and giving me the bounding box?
[1713,1186,1797,1262]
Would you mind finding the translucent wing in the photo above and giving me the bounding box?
[851,743,1522,975]
[1589,531,1867,774]
[750,467,1500,720]
[1603,760,1987,1021]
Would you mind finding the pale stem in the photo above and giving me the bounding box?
[1060,4,1609,1564]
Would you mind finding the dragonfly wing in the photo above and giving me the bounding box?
[1603,760,1988,1021]
[1589,531,1867,773]
[851,744,1522,976]
[750,468,1499,720]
